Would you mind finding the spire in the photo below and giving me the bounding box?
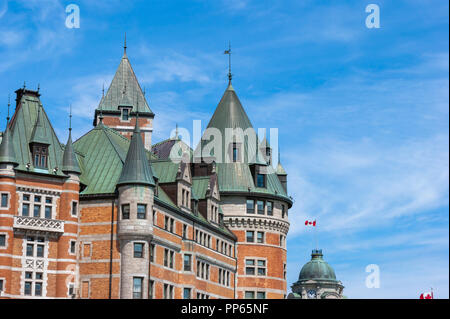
[276,146,287,175]
[0,123,18,166]
[30,105,50,145]
[62,108,80,175]
[124,32,127,55]
[117,111,155,187]
[224,42,232,84]
[7,94,10,124]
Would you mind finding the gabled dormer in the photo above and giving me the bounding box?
[29,106,51,169]
[176,162,192,211]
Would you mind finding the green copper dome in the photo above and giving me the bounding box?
[298,249,337,282]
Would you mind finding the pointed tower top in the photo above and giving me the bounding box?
[7,94,11,124]
[276,146,287,175]
[124,32,127,55]
[117,109,155,187]
[224,42,232,84]
[62,125,81,175]
[0,124,18,166]
[30,105,50,145]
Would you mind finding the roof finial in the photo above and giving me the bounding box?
[278,145,281,164]
[175,123,179,140]
[37,83,40,93]
[7,94,10,124]
[102,83,105,97]
[69,104,72,132]
[23,81,26,90]
[124,32,127,55]
[224,42,232,83]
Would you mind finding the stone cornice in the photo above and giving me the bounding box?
[224,215,290,235]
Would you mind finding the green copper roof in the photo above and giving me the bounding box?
[298,250,337,282]
[30,106,51,145]
[0,125,19,165]
[8,90,66,176]
[276,162,287,175]
[150,159,180,183]
[117,116,155,187]
[97,53,153,115]
[62,130,81,174]
[192,176,211,200]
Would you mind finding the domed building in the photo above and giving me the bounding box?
[288,249,344,299]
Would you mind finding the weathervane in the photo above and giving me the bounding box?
[224,42,232,83]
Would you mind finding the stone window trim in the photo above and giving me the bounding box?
[81,280,91,299]
[119,107,132,123]
[0,233,9,250]
[67,282,76,298]
[121,203,131,220]
[133,242,146,259]
[183,253,192,273]
[0,277,5,293]
[82,242,92,260]
[23,270,45,297]
[245,257,268,277]
[0,192,11,210]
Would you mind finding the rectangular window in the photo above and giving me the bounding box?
[257,292,266,299]
[184,254,191,271]
[182,224,187,239]
[150,244,155,262]
[245,291,255,299]
[34,196,41,203]
[122,108,129,121]
[183,288,191,299]
[122,204,130,220]
[25,272,33,279]
[246,199,255,214]
[72,202,78,216]
[23,194,30,202]
[35,272,43,280]
[169,251,174,269]
[246,259,255,275]
[35,282,42,296]
[257,260,266,276]
[22,204,30,217]
[36,244,44,258]
[246,231,254,243]
[257,231,264,243]
[24,282,32,296]
[45,197,52,204]
[282,205,286,218]
[164,216,169,230]
[70,241,76,254]
[257,200,264,215]
[137,204,146,219]
[256,174,265,188]
[45,206,52,219]
[169,218,174,233]
[26,244,34,257]
[267,201,273,216]
[132,277,143,299]
[148,280,154,299]
[33,205,41,218]
[0,279,3,292]
[0,234,5,247]
[1,194,8,207]
[164,249,168,267]
[134,243,144,258]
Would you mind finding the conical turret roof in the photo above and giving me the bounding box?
[30,106,51,145]
[0,125,18,166]
[117,115,155,187]
[62,130,80,174]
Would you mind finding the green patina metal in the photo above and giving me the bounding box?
[298,250,338,282]
[0,125,18,166]
[62,130,81,174]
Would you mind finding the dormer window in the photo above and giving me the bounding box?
[256,173,266,188]
[121,108,130,121]
[229,142,242,163]
[32,144,48,169]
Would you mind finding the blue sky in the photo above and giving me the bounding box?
[0,0,448,298]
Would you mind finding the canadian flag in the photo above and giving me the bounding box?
[305,220,316,226]
[420,292,433,299]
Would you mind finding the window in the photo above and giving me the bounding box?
[45,206,52,219]
[282,205,286,218]
[134,243,144,258]
[257,292,266,299]
[1,194,8,207]
[137,204,146,219]
[246,199,255,214]
[163,284,174,299]
[36,244,44,257]
[45,197,52,204]
[35,282,42,296]
[150,244,155,262]
[0,279,4,292]
[184,254,192,271]
[26,244,34,257]
[169,251,174,269]
[70,241,76,254]
[133,277,143,299]
[71,201,78,217]
[164,248,174,269]
[280,234,285,247]
[257,200,264,215]
[152,210,156,225]
[246,231,254,243]
[183,288,191,299]
[0,234,5,247]
[148,280,154,299]
[257,260,266,276]
[122,108,130,121]
[245,260,255,275]
[284,263,287,279]
[22,203,30,216]
[32,145,48,169]
[24,282,32,295]
[182,224,187,239]
[256,173,265,188]
[33,205,41,218]
[257,231,264,243]
[245,291,255,299]
[122,204,130,220]
[267,201,273,216]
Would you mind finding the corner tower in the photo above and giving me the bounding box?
[194,79,293,299]
[116,113,155,299]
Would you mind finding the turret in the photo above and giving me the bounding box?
[116,112,155,299]
[276,150,287,193]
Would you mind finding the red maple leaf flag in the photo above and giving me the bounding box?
[305,220,316,227]
[420,292,433,299]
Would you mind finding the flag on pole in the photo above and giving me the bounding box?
[305,220,316,226]
[224,49,231,54]
[419,292,433,299]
